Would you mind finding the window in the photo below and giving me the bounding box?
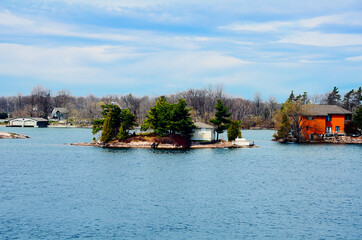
[307,116,314,120]
[326,127,332,133]
[336,126,340,132]
[345,115,351,121]
[306,126,309,131]
[327,115,332,121]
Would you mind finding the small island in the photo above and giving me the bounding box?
[0,131,29,139]
[72,97,256,149]
[272,90,362,144]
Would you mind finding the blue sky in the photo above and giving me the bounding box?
[0,0,361,101]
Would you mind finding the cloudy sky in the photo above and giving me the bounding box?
[0,0,361,101]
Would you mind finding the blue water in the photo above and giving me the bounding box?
[0,128,361,239]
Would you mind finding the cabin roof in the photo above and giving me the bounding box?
[52,108,69,113]
[194,122,214,129]
[302,105,352,116]
[10,117,49,122]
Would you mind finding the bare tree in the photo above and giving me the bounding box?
[54,89,72,107]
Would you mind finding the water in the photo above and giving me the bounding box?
[0,128,361,239]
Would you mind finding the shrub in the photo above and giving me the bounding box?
[227,120,242,141]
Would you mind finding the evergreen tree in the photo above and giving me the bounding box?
[227,120,242,141]
[351,87,362,112]
[344,121,359,135]
[353,106,362,130]
[273,112,291,140]
[141,96,172,136]
[209,99,231,141]
[93,104,137,141]
[342,87,361,112]
[142,97,195,137]
[288,91,295,102]
[92,104,122,135]
[117,123,128,140]
[343,90,354,111]
[120,108,138,133]
[326,86,341,105]
[100,110,114,143]
[170,99,195,136]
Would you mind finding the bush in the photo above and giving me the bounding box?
[345,121,359,136]
[227,120,242,141]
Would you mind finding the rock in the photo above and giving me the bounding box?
[0,132,29,139]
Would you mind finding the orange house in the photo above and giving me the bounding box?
[301,105,352,140]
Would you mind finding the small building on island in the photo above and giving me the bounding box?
[9,117,49,128]
[191,122,215,141]
[301,105,352,140]
[51,108,69,120]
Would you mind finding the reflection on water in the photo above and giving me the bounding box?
[0,128,361,239]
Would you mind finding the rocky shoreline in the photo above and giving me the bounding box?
[71,141,258,149]
[0,132,29,139]
[274,135,362,144]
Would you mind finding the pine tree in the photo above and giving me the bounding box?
[93,104,137,141]
[288,91,295,102]
[141,96,172,136]
[227,120,242,141]
[353,106,362,130]
[100,110,114,143]
[273,112,291,140]
[326,86,341,105]
[343,90,354,111]
[170,99,195,137]
[117,123,128,140]
[142,97,195,137]
[209,99,231,141]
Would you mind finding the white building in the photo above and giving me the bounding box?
[9,118,49,127]
[191,122,215,141]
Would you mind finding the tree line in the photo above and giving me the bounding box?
[0,85,279,128]
[93,96,241,144]
[0,85,361,130]
[273,86,362,142]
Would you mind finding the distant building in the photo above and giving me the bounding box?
[51,108,69,120]
[301,105,352,140]
[191,122,215,141]
[9,117,49,128]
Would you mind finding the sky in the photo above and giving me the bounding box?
[0,0,361,101]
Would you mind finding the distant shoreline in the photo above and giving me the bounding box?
[71,141,258,149]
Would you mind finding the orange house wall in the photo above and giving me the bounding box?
[301,114,346,140]
[302,116,326,138]
[330,115,345,132]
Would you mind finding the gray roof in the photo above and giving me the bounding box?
[302,105,352,116]
[52,108,69,113]
[194,122,214,129]
[10,117,48,122]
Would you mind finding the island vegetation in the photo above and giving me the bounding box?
[273,87,362,143]
[1,84,361,145]
[85,96,247,148]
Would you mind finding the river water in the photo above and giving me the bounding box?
[0,128,361,239]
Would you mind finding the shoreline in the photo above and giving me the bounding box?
[273,135,362,144]
[71,141,259,149]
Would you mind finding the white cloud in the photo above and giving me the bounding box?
[0,10,33,26]
[0,10,137,42]
[126,51,249,75]
[299,59,334,63]
[0,43,249,86]
[0,44,138,83]
[220,12,362,32]
[277,32,362,47]
[345,55,362,61]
